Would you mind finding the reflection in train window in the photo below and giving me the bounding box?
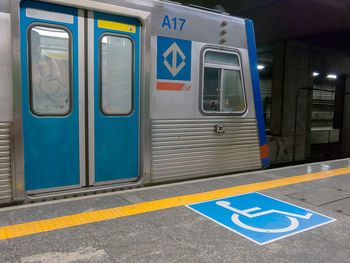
[205,51,240,66]
[29,25,72,116]
[203,68,221,111]
[100,34,133,115]
[202,50,245,113]
[222,70,245,112]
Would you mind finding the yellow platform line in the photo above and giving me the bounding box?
[0,167,349,240]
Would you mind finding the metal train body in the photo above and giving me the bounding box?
[0,0,269,204]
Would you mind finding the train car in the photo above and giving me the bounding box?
[0,0,268,205]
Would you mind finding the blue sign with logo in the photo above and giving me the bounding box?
[187,192,335,245]
[157,36,191,81]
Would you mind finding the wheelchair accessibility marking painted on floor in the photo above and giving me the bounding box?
[187,192,336,245]
[0,167,348,240]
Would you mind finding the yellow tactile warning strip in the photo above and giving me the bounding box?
[1,167,350,240]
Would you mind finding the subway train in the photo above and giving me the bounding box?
[0,0,268,205]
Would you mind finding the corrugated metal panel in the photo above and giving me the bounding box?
[260,79,272,131]
[313,83,335,102]
[0,122,12,203]
[151,118,262,181]
[260,79,272,100]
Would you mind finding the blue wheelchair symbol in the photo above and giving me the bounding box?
[188,192,335,245]
[216,200,312,233]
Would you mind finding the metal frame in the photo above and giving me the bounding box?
[10,0,151,202]
[26,183,80,195]
[87,10,95,185]
[93,176,139,187]
[139,5,151,187]
[0,8,13,204]
[199,47,248,116]
[77,8,86,186]
[10,0,25,202]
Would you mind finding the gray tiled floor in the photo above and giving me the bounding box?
[322,197,350,216]
[0,158,350,263]
[287,185,350,206]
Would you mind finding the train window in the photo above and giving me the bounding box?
[203,68,221,111]
[202,49,245,114]
[222,70,245,112]
[204,51,239,66]
[28,25,72,116]
[100,34,133,115]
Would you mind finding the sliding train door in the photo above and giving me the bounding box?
[20,0,141,193]
[20,0,83,192]
[88,11,140,185]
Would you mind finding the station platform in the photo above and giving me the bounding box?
[0,159,350,263]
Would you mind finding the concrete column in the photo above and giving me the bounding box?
[341,75,350,154]
[267,41,312,163]
[270,42,285,136]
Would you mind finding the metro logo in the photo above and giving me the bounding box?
[157,36,191,82]
[163,42,186,77]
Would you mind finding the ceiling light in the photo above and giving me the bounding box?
[326,74,337,79]
[257,64,265,70]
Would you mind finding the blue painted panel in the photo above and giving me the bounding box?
[188,192,335,245]
[94,12,140,182]
[157,36,192,81]
[245,19,269,167]
[20,0,80,191]
[262,157,269,167]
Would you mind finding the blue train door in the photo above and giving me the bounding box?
[20,1,140,192]
[20,0,84,192]
[88,11,140,184]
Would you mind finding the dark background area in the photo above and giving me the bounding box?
[176,0,350,164]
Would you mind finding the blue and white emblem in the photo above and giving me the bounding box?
[162,42,186,77]
[157,36,191,81]
[188,192,335,245]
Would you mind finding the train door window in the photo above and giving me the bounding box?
[100,34,133,115]
[202,49,245,114]
[28,25,72,116]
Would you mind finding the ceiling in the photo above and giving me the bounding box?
[176,0,350,53]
